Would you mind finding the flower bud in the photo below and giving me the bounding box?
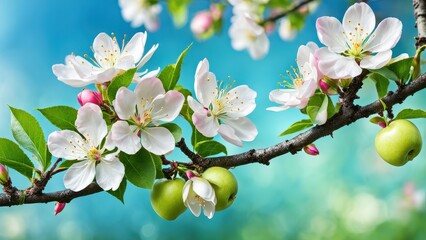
[186,170,196,179]
[319,78,338,95]
[77,89,103,106]
[190,11,213,36]
[0,164,9,185]
[210,4,223,20]
[377,122,387,128]
[303,144,319,156]
[54,202,66,216]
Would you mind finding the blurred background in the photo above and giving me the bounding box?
[0,0,425,239]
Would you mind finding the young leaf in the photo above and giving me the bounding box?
[153,154,164,179]
[0,138,35,180]
[369,67,398,81]
[161,123,182,143]
[107,177,127,204]
[369,73,390,98]
[107,68,137,102]
[38,106,78,131]
[167,0,192,27]
[279,119,313,137]
[387,57,413,83]
[175,84,192,122]
[191,127,212,148]
[395,109,426,120]
[119,148,159,189]
[10,106,51,171]
[194,140,227,157]
[306,94,335,125]
[369,116,387,124]
[158,44,192,91]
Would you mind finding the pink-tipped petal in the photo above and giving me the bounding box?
[140,127,175,155]
[114,87,138,120]
[64,160,96,192]
[364,18,402,53]
[360,50,392,69]
[317,48,362,79]
[217,124,243,147]
[342,3,375,41]
[192,110,219,138]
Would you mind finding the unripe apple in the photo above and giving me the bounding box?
[150,178,186,220]
[202,167,238,211]
[375,119,423,166]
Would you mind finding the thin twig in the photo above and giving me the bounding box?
[261,0,316,25]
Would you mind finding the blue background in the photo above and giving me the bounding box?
[0,0,425,239]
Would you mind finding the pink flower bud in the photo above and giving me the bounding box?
[77,89,103,106]
[0,164,9,185]
[304,144,319,156]
[319,79,338,95]
[190,11,213,36]
[54,202,66,216]
[377,122,387,128]
[264,22,275,34]
[186,170,196,179]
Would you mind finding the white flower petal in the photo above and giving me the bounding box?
[182,180,191,203]
[140,127,175,155]
[187,96,205,113]
[316,17,347,53]
[94,68,120,84]
[195,59,217,107]
[151,90,184,122]
[114,87,137,120]
[114,55,136,70]
[342,2,375,42]
[122,32,147,63]
[136,43,159,69]
[96,156,125,191]
[47,130,88,160]
[108,121,141,154]
[248,32,269,60]
[135,67,160,83]
[187,200,202,217]
[225,85,257,118]
[134,77,165,102]
[203,201,216,219]
[93,33,120,69]
[192,109,219,138]
[222,117,257,142]
[75,103,107,147]
[266,106,290,112]
[218,124,243,147]
[192,177,215,201]
[64,160,96,192]
[360,50,392,69]
[363,17,402,53]
[317,48,362,79]
[314,96,329,125]
[52,63,92,87]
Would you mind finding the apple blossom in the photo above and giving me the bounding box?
[187,58,258,147]
[47,103,125,192]
[52,32,159,87]
[267,42,320,111]
[183,171,217,219]
[77,89,103,106]
[119,0,162,31]
[190,11,214,38]
[229,14,269,60]
[0,164,9,185]
[303,144,319,156]
[278,18,297,41]
[316,2,402,79]
[107,77,184,155]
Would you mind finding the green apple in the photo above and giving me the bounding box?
[375,119,423,166]
[202,167,238,211]
[150,178,186,220]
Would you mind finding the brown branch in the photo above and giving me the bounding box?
[414,0,426,47]
[261,0,316,25]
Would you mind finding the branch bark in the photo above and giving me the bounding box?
[261,0,316,25]
[414,0,426,47]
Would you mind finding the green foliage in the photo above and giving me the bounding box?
[167,0,192,27]
[288,12,306,30]
[369,73,390,98]
[194,140,227,157]
[279,119,313,137]
[158,44,192,91]
[0,138,35,180]
[266,0,291,8]
[395,109,426,120]
[9,106,51,171]
[119,148,160,189]
[370,57,413,84]
[306,93,336,124]
[107,177,127,204]
[107,68,137,102]
[369,116,387,125]
[161,123,182,143]
[38,106,78,131]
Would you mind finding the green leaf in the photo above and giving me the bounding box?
[387,57,413,83]
[395,109,426,120]
[153,154,164,179]
[194,140,227,157]
[369,73,390,99]
[161,123,182,143]
[10,106,51,171]
[158,44,192,91]
[0,138,35,180]
[369,67,399,81]
[107,177,127,204]
[38,106,78,131]
[191,128,212,148]
[369,116,387,125]
[107,68,137,102]
[167,0,192,27]
[279,119,313,137]
[175,85,193,122]
[119,148,159,189]
[306,94,335,124]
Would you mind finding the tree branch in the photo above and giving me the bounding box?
[261,0,316,25]
[414,0,426,47]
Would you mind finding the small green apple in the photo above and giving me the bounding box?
[375,119,423,166]
[202,167,238,211]
[150,178,186,220]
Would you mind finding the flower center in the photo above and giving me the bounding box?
[208,79,241,118]
[279,67,305,90]
[195,195,206,206]
[87,148,101,161]
[343,21,371,60]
